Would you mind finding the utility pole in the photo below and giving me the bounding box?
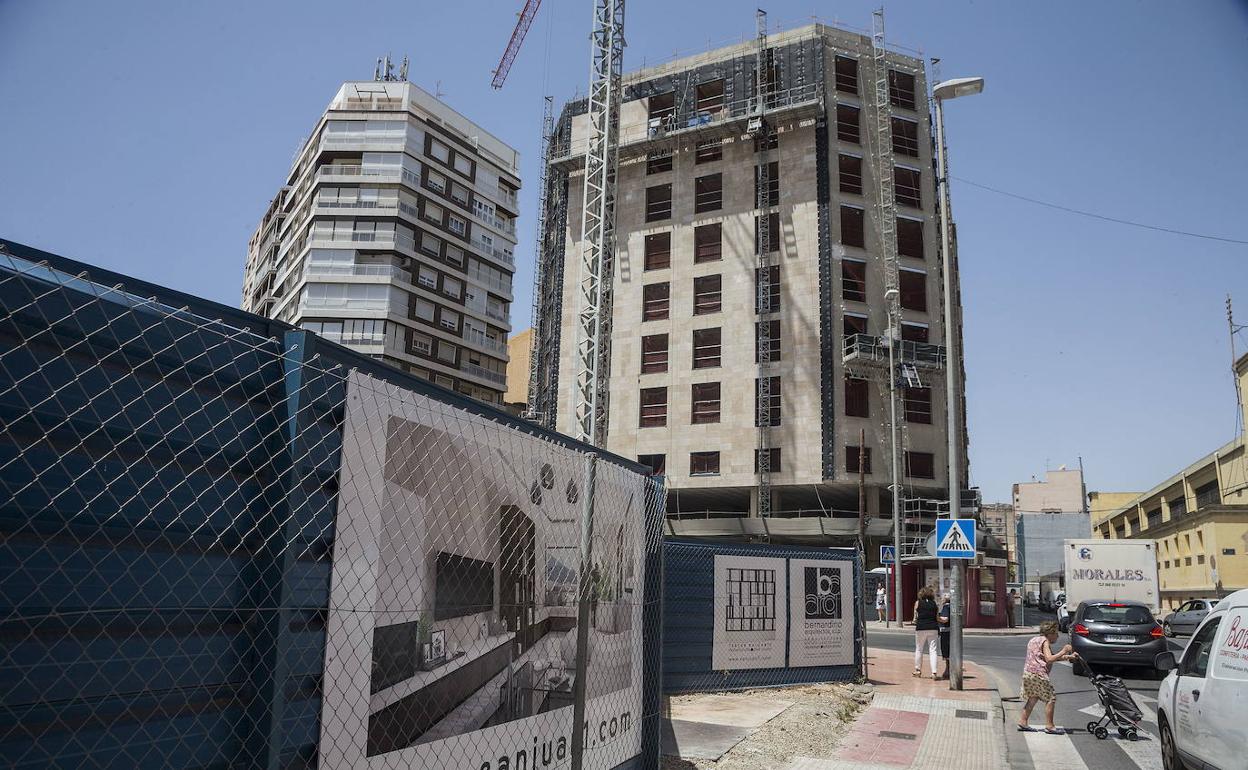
[1231,295,1244,436]
[935,86,963,691]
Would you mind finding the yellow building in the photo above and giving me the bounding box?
[504,327,533,413]
[1093,354,1248,610]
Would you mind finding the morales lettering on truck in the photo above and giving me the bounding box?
[1069,568,1147,582]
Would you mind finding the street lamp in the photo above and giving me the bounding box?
[933,75,983,692]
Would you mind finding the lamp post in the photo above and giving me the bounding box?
[933,75,983,691]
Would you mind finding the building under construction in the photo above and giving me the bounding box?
[528,18,971,550]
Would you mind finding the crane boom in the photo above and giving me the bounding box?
[492,0,542,88]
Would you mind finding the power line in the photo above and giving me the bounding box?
[951,176,1248,246]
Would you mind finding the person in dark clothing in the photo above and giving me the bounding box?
[912,586,940,678]
[937,595,952,680]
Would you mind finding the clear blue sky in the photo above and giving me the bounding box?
[2,1,1246,503]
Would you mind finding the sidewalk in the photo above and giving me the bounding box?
[782,647,1008,770]
[866,619,1039,636]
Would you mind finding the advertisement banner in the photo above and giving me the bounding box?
[711,555,787,670]
[788,559,854,668]
[1214,608,1248,681]
[320,371,649,770]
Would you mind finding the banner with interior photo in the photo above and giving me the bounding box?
[319,370,661,770]
[664,540,862,693]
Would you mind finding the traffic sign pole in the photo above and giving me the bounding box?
[934,519,976,691]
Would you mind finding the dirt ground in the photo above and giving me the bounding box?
[660,682,874,770]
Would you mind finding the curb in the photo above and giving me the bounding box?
[866,624,1040,637]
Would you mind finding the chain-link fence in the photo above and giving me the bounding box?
[662,540,863,694]
[0,243,665,770]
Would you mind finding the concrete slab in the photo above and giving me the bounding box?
[667,694,795,727]
[661,718,753,760]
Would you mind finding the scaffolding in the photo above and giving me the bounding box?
[524,96,555,423]
[752,10,777,517]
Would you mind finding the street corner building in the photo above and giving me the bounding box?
[528,22,970,557]
[1090,353,1248,611]
[242,71,521,406]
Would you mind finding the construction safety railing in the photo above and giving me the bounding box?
[841,332,946,369]
[0,243,666,770]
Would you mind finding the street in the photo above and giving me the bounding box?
[866,629,1186,770]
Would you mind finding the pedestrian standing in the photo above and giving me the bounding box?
[912,586,939,678]
[937,594,951,680]
[1017,621,1078,734]
[1007,589,1018,629]
[876,585,887,623]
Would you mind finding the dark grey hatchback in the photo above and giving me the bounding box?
[1070,600,1168,671]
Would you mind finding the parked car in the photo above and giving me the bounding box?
[1162,599,1216,638]
[1070,599,1168,673]
[1154,589,1248,770]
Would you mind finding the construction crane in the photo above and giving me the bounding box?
[492,0,543,89]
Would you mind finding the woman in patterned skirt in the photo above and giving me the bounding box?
[1017,621,1078,734]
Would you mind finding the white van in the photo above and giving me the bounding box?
[1154,588,1248,769]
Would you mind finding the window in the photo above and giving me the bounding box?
[439,309,460,332]
[639,387,667,427]
[843,313,867,338]
[755,448,781,474]
[408,330,433,356]
[641,333,668,373]
[841,206,865,247]
[901,322,929,342]
[842,259,866,302]
[899,270,927,311]
[905,451,936,479]
[839,154,863,195]
[837,104,861,144]
[755,319,781,363]
[694,173,722,213]
[638,454,666,476]
[846,445,872,474]
[447,213,467,236]
[427,170,448,194]
[413,297,436,322]
[755,161,779,206]
[424,201,445,225]
[442,276,463,299]
[646,152,673,175]
[695,79,725,113]
[756,376,781,426]
[891,117,919,157]
[417,264,439,288]
[693,275,722,316]
[834,55,858,94]
[642,282,670,321]
[692,327,721,369]
[694,222,722,262]
[1170,496,1188,517]
[1195,481,1221,508]
[691,382,721,424]
[689,451,720,476]
[420,231,442,256]
[755,212,780,254]
[445,243,464,266]
[644,232,671,270]
[755,265,780,313]
[895,167,922,208]
[452,153,473,176]
[897,218,925,259]
[646,184,672,222]
[904,387,932,424]
[695,140,723,164]
[845,376,869,417]
[648,91,675,121]
[450,183,470,206]
[888,70,917,110]
[429,138,451,163]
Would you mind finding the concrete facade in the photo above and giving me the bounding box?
[1091,354,1248,610]
[980,502,1016,574]
[242,77,520,404]
[537,22,964,534]
[1013,468,1086,515]
[504,327,533,410]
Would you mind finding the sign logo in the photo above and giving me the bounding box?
[804,566,841,620]
[935,519,976,559]
[1078,547,1093,561]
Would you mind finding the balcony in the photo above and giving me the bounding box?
[472,209,517,237]
[461,362,506,387]
[471,237,515,269]
[318,165,402,181]
[466,330,508,357]
[304,263,407,280]
[550,82,824,169]
[496,186,519,213]
[842,333,946,370]
[484,304,508,323]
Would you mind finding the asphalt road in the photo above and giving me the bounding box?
[867,628,1187,770]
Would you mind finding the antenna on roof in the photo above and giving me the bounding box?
[400,56,409,81]
[375,58,383,80]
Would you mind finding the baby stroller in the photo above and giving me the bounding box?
[1076,658,1144,740]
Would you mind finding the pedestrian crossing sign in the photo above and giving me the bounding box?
[880,545,895,564]
[935,518,976,558]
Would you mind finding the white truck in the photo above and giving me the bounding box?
[1063,539,1159,615]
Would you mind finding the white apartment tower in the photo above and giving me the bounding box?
[243,69,520,404]
[529,22,970,540]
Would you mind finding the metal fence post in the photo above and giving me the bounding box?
[570,452,598,770]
